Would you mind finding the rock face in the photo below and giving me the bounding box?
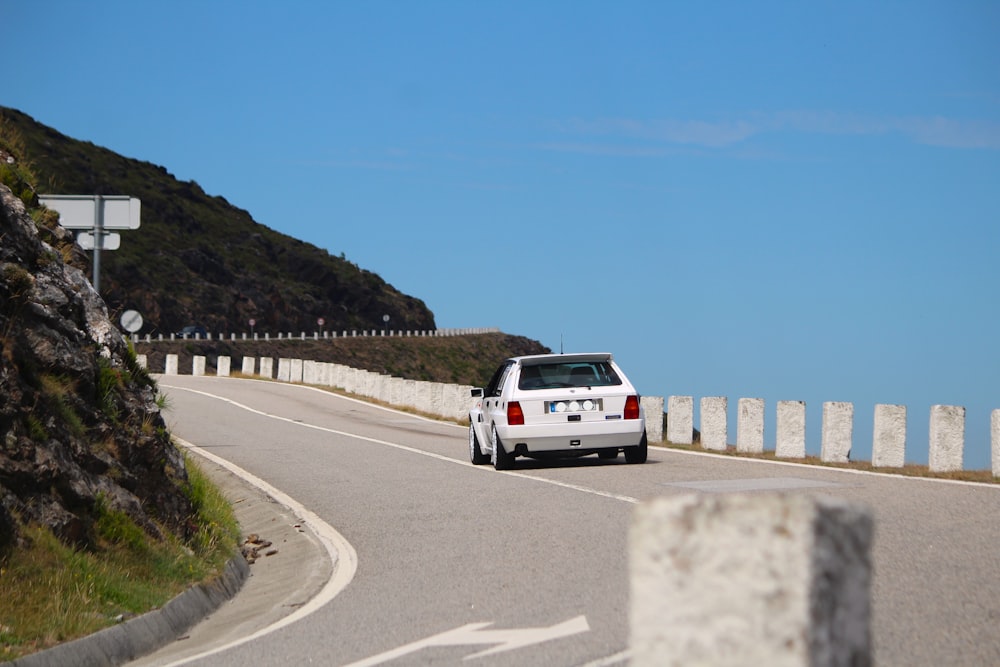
[0,183,193,549]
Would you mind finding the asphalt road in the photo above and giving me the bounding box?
[148,375,1000,666]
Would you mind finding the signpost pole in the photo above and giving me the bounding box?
[93,195,103,292]
[38,194,140,294]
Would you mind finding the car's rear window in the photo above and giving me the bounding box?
[517,361,622,390]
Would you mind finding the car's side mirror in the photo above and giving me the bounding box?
[470,388,484,398]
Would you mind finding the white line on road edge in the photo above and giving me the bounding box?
[168,377,1000,491]
[159,435,359,667]
[162,383,641,505]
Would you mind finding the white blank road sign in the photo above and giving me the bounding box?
[76,231,122,250]
[38,195,141,230]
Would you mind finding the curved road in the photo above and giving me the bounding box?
[148,375,999,666]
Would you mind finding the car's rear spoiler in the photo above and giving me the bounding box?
[518,353,612,366]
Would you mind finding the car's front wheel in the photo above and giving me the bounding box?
[624,433,648,464]
[491,425,515,470]
[469,423,489,465]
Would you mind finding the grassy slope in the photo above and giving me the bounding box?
[0,455,239,661]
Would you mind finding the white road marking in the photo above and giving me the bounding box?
[340,616,590,666]
[162,383,641,504]
[154,435,358,667]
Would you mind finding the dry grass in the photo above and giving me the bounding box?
[658,440,998,484]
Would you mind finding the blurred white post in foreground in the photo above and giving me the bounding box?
[630,494,872,667]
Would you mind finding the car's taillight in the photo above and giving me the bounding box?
[507,401,525,426]
[624,395,640,420]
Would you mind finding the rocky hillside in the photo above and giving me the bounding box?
[0,107,435,336]
[0,183,193,550]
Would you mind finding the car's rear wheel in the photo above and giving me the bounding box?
[597,449,618,460]
[491,425,514,470]
[469,423,489,465]
[624,433,648,464]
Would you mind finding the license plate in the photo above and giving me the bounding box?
[547,398,603,413]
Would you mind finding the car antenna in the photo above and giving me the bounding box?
[560,333,564,354]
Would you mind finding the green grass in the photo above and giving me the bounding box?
[0,453,240,661]
[96,358,122,422]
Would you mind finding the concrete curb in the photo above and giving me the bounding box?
[8,556,249,667]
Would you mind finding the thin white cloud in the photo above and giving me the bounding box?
[535,141,674,157]
[561,112,1000,151]
[561,117,757,147]
[897,116,1000,149]
[766,110,1000,148]
[291,158,415,171]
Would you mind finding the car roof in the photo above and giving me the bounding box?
[510,353,613,366]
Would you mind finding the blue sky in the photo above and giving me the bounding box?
[6,1,999,468]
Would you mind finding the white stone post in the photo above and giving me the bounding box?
[136,354,147,369]
[640,396,664,443]
[667,396,693,445]
[442,384,472,421]
[422,381,442,416]
[872,404,906,468]
[290,359,304,383]
[403,379,417,409]
[375,374,390,403]
[737,397,765,454]
[775,400,806,459]
[302,360,318,385]
[821,402,853,463]
[387,377,403,406]
[276,358,291,382]
[259,357,274,379]
[192,355,206,377]
[241,357,255,376]
[929,405,965,472]
[436,384,451,420]
[331,363,345,389]
[630,494,872,667]
[364,371,378,398]
[216,356,231,377]
[700,397,728,451]
[164,354,178,376]
[342,367,357,393]
[992,409,1000,478]
[442,384,459,420]
[419,381,434,413]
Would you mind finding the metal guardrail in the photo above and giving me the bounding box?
[130,327,500,343]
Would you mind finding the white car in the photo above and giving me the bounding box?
[469,353,647,470]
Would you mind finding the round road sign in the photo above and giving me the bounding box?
[120,310,143,333]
